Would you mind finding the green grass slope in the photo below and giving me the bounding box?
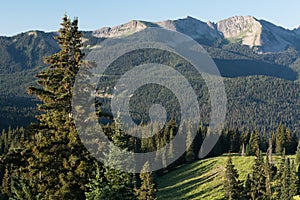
[157,154,295,200]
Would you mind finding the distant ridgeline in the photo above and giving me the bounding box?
[1,16,300,133]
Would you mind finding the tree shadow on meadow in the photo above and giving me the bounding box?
[158,159,219,199]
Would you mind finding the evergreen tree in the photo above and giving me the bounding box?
[297,164,300,195]
[273,153,286,199]
[264,157,272,199]
[289,132,298,154]
[26,15,94,198]
[250,151,266,200]
[243,174,251,200]
[260,131,268,152]
[85,163,104,200]
[249,131,260,156]
[101,116,136,200]
[11,174,37,200]
[271,133,276,153]
[224,155,243,200]
[290,160,297,199]
[229,129,240,153]
[185,124,196,163]
[135,161,157,200]
[240,131,250,147]
[275,123,286,154]
[245,144,251,156]
[280,158,291,200]
[1,166,11,198]
[167,128,176,170]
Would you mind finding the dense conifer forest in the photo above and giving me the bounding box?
[1,15,300,199]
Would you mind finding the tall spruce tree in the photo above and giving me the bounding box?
[275,123,286,154]
[243,174,251,200]
[224,155,243,200]
[280,158,291,200]
[297,164,300,195]
[135,161,157,200]
[273,153,286,199]
[26,15,94,199]
[101,115,136,200]
[249,131,260,156]
[264,157,273,199]
[250,151,266,200]
[85,162,104,200]
[1,166,11,198]
[290,160,298,199]
[185,123,196,163]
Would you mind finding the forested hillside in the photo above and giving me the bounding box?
[1,27,300,132]
[1,14,300,200]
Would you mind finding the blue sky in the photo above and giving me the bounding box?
[0,0,299,36]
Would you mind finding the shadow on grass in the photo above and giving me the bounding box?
[158,159,219,199]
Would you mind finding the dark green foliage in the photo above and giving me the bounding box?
[85,163,104,200]
[264,157,273,199]
[1,13,300,200]
[135,162,157,200]
[0,96,39,130]
[245,144,251,156]
[185,122,196,163]
[272,153,298,200]
[100,117,136,200]
[1,166,11,198]
[297,164,300,195]
[0,127,25,155]
[249,151,266,200]
[286,129,298,155]
[24,15,95,198]
[289,160,297,199]
[260,132,268,152]
[229,129,240,153]
[248,131,260,156]
[275,123,286,154]
[2,29,300,134]
[224,155,243,200]
[273,154,285,199]
[85,116,137,200]
[274,124,298,155]
[10,173,37,200]
[280,158,291,200]
[243,174,251,200]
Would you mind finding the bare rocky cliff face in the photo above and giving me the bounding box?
[217,16,262,47]
[157,16,220,40]
[92,16,300,53]
[92,20,147,38]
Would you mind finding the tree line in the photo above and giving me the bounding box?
[1,15,300,199]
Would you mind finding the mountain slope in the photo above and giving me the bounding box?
[217,16,262,48]
[92,15,300,52]
[0,31,59,74]
[1,16,300,131]
[157,154,295,200]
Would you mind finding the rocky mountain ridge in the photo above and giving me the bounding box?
[92,15,300,52]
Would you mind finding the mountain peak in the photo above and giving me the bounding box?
[217,16,262,47]
[156,16,220,41]
[92,20,147,38]
[91,16,300,52]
